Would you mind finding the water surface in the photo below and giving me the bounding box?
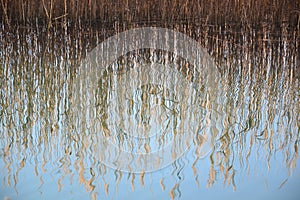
[0,24,299,199]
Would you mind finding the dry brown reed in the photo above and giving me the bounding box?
[0,0,299,30]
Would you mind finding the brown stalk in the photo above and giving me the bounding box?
[1,0,10,29]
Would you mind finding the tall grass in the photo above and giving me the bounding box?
[1,0,299,29]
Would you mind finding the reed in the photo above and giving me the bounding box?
[0,0,299,30]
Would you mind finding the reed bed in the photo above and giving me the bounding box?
[1,0,299,30]
[1,1,299,199]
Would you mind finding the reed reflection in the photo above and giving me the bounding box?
[0,25,299,200]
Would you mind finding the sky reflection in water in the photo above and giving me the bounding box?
[0,26,299,199]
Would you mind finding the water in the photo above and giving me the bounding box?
[0,24,299,199]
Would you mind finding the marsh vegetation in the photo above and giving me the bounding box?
[0,0,299,199]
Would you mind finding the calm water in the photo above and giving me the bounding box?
[0,24,299,199]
